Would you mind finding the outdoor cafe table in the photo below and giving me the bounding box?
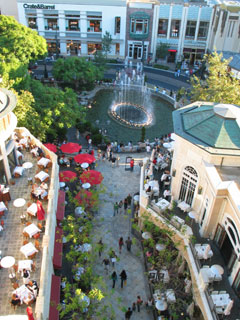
[18,260,33,273]
[177,201,190,212]
[13,198,26,208]
[81,162,89,169]
[155,299,168,311]
[155,198,170,211]
[38,157,51,168]
[0,201,7,213]
[13,166,25,176]
[195,244,213,260]
[35,171,49,182]
[211,293,231,308]
[13,284,35,305]
[20,242,38,258]
[211,264,224,275]
[23,223,41,238]
[27,203,38,217]
[166,289,176,303]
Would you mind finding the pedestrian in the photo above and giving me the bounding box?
[177,69,181,77]
[130,158,134,171]
[119,269,127,288]
[124,198,128,214]
[111,271,118,288]
[102,258,110,273]
[125,307,133,319]
[102,152,106,161]
[111,156,116,168]
[125,237,132,252]
[127,194,132,208]
[119,237,124,253]
[113,202,119,216]
[136,296,143,312]
[118,200,123,214]
[109,249,117,268]
[98,239,104,257]
[132,302,136,311]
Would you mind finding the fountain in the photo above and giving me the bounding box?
[109,60,154,129]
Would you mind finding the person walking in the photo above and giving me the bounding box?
[125,307,133,319]
[118,237,124,253]
[113,202,119,216]
[111,271,117,288]
[132,302,136,311]
[127,194,132,208]
[102,258,110,273]
[109,249,117,268]
[119,269,127,288]
[118,200,123,214]
[98,239,104,257]
[130,158,134,171]
[124,198,128,214]
[136,296,143,312]
[125,237,132,252]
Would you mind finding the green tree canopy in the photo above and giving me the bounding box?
[0,15,47,83]
[156,42,170,59]
[190,51,240,104]
[101,31,112,58]
[52,57,103,91]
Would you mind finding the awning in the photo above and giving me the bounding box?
[56,190,65,222]
[168,49,177,52]
[53,227,63,269]
[49,275,61,320]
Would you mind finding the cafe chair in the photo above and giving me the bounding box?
[219,291,226,294]
[14,173,20,178]
[46,155,51,159]
[13,264,18,273]
[35,240,40,251]
[23,240,29,245]
[23,232,30,240]
[1,220,4,228]
[29,252,37,260]
[37,223,42,230]
[33,232,40,240]
[47,161,52,168]
[43,194,48,202]
[26,221,32,226]
[27,212,33,220]
[212,291,218,295]
[12,282,19,289]
[32,261,36,272]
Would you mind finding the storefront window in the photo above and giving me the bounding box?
[130,18,148,34]
[158,19,168,37]
[65,14,80,31]
[185,21,196,38]
[87,16,102,32]
[88,43,102,54]
[28,17,37,29]
[67,41,81,55]
[47,40,60,54]
[170,20,180,38]
[198,21,209,39]
[44,15,58,30]
[116,43,120,55]
[115,17,121,34]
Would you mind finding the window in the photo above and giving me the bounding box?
[158,19,168,37]
[44,15,58,30]
[87,43,102,55]
[115,17,121,34]
[227,20,236,38]
[66,14,80,31]
[198,21,209,39]
[27,17,37,29]
[87,15,102,32]
[200,198,208,226]
[185,21,196,38]
[179,166,198,206]
[170,20,180,38]
[116,43,120,55]
[130,18,148,34]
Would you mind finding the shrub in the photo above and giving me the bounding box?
[92,133,103,145]
[153,64,170,70]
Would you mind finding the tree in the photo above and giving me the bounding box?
[101,31,112,59]
[93,50,106,71]
[156,42,170,60]
[52,57,103,91]
[190,51,240,104]
[0,15,47,85]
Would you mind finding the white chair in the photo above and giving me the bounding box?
[212,291,218,295]
[219,291,226,294]
[216,307,224,314]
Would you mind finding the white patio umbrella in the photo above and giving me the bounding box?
[224,300,234,316]
[142,232,152,240]
[163,142,174,150]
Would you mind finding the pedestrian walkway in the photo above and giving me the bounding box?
[92,153,153,320]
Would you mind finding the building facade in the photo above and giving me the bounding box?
[17,0,127,58]
[0,0,18,19]
[171,102,240,293]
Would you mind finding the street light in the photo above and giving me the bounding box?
[55,31,59,59]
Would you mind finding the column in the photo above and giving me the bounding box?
[60,42,67,55]
[80,11,88,38]
[81,42,88,55]
[58,10,66,36]
[166,4,173,39]
[177,5,188,60]
[194,7,201,42]
[37,10,45,35]
[0,142,11,183]
[205,8,215,53]
[151,4,159,60]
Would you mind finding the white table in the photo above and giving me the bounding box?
[13,198,26,208]
[82,182,91,189]
[23,223,41,238]
[195,244,213,260]
[156,244,166,251]
[178,201,190,212]
[211,264,224,275]
[211,293,230,308]
[22,162,33,169]
[1,256,15,268]
[35,171,49,182]
[0,201,7,212]
[38,157,51,168]
[171,215,185,229]
[13,284,34,305]
[155,299,167,311]
[13,166,25,176]
[159,269,170,283]
[27,203,38,216]
[59,182,65,188]
[142,232,152,239]
[155,199,170,211]
[31,147,38,157]
[18,260,33,272]
[81,162,89,169]
[20,242,38,258]
[166,289,176,303]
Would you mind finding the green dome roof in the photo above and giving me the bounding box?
[181,104,240,149]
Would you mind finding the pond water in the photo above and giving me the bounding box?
[86,89,174,144]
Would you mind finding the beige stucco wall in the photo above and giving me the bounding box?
[0,0,18,19]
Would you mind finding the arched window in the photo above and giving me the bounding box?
[224,216,240,259]
[179,166,198,206]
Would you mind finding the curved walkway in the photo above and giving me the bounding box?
[92,153,153,320]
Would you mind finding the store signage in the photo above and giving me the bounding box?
[23,3,55,9]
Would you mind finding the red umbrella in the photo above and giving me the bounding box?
[44,143,57,153]
[80,170,103,185]
[36,200,45,221]
[74,153,96,164]
[60,143,82,154]
[75,190,96,207]
[59,170,77,182]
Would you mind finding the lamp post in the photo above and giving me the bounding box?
[96,120,110,145]
[55,31,59,59]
